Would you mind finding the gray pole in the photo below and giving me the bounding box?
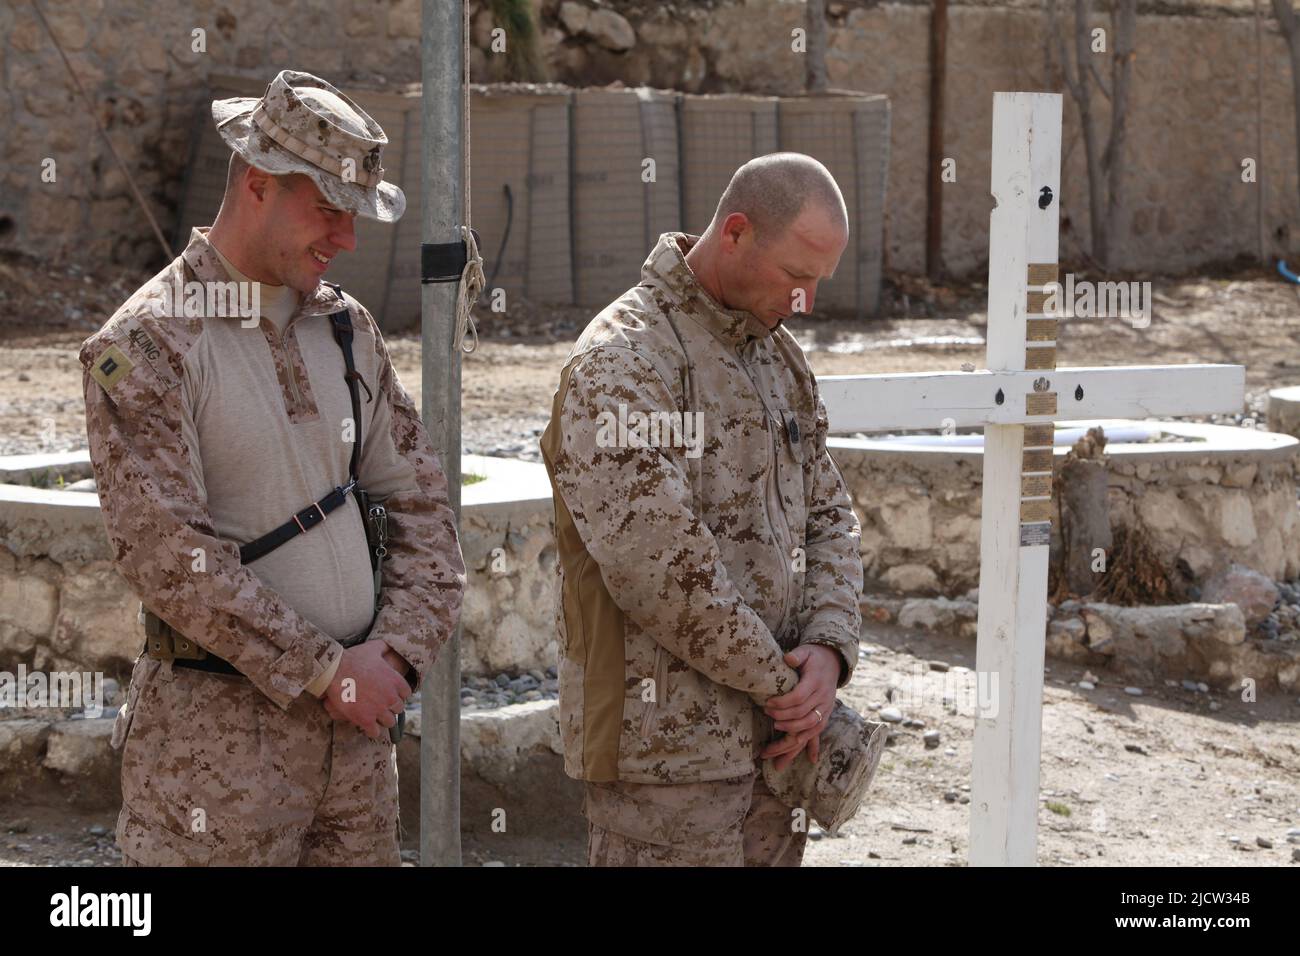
[420,0,464,868]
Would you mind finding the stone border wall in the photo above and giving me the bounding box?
[832,422,1300,597]
[0,453,558,680]
[6,428,1300,685]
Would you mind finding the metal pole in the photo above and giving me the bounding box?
[420,0,464,868]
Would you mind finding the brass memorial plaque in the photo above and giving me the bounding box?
[1027,263,1059,286]
[1023,423,1054,447]
[1026,290,1052,315]
[1020,498,1053,523]
[1026,319,1058,342]
[1025,346,1057,370]
[1025,392,1057,416]
[1021,473,1052,497]
[1022,448,1053,472]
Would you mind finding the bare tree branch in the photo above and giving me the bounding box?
[1048,0,1084,101]
[806,0,829,93]
[1103,0,1137,265]
[1273,0,1296,37]
[1088,55,1112,101]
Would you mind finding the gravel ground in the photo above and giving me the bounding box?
[4,617,1297,867]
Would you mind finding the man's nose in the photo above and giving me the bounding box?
[331,215,358,253]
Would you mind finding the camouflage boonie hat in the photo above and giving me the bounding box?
[212,69,405,223]
[762,699,888,834]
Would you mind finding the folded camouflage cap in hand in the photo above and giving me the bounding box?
[762,699,888,834]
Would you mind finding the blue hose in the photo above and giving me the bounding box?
[1278,259,1300,284]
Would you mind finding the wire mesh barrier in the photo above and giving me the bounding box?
[571,88,683,308]
[777,95,890,316]
[470,86,573,305]
[179,76,890,329]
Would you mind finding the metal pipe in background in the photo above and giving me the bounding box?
[419,0,465,868]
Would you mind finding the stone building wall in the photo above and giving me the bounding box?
[1,0,428,268]
[2,0,1292,278]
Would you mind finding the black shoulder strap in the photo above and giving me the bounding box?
[325,283,372,482]
[236,284,371,565]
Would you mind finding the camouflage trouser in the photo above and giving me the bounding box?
[114,656,400,866]
[583,770,807,867]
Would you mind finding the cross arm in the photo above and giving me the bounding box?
[819,364,1246,433]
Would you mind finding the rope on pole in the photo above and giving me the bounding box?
[456,0,480,354]
[455,224,483,353]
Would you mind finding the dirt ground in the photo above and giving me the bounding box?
[2,251,1299,866]
[3,251,1299,460]
[3,619,1298,867]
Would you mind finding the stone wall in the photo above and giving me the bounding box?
[0,454,558,681]
[7,427,1300,677]
[459,497,559,675]
[862,591,1300,691]
[832,425,1300,598]
[530,0,1299,276]
[3,0,1292,277]
[1,0,428,267]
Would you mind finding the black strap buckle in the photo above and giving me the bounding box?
[293,500,328,533]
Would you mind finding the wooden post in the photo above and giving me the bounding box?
[968,92,1062,867]
[816,92,1245,866]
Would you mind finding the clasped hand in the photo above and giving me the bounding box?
[759,643,841,771]
[322,639,412,740]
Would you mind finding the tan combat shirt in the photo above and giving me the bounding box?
[81,227,466,709]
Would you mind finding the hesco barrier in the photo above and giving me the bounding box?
[180,76,890,329]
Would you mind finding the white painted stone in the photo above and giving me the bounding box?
[1217,492,1258,548]
[880,491,933,550]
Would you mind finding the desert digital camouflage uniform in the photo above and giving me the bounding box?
[81,228,465,865]
[539,231,864,866]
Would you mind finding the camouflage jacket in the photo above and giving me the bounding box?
[80,228,466,710]
[540,232,864,784]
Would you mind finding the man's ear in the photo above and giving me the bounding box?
[720,211,750,250]
[244,166,276,205]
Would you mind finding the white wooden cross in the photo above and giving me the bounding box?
[817,92,1244,866]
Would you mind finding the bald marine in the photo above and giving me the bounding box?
[684,151,850,327]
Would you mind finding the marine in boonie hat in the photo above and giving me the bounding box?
[212,69,405,223]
